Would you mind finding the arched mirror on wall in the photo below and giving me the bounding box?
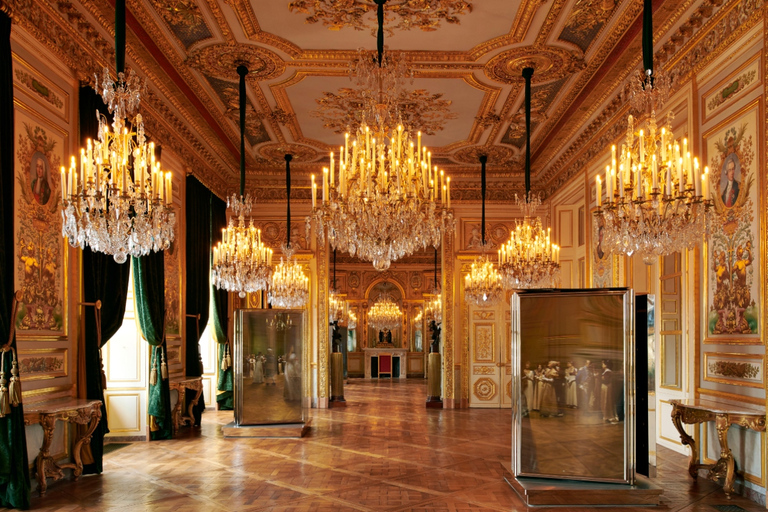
[366,281,404,348]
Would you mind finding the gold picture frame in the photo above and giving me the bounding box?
[703,351,764,389]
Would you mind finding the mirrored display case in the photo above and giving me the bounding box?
[234,309,306,426]
[511,289,635,484]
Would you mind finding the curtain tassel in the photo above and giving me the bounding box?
[0,354,10,417]
[160,347,168,381]
[150,347,158,386]
[221,344,229,372]
[226,344,232,369]
[9,348,22,407]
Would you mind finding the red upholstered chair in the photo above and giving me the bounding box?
[378,354,392,378]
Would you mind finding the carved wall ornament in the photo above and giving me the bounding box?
[268,108,296,125]
[472,311,495,320]
[258,143,318,163]
[485,46,585,85]
[312,87,456,135]
[14,69,64,110]
[473,377,497,400]
[186,44,285,81]
[148,0,206,27]
[409,272,422,291]
[347,272,360,289]
[473,366,495,375]
[288,0,475,33]
[559,0,618,53]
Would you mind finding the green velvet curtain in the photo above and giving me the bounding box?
[79,87,130,475]
[185,176,210,422]
[132,252,172,440]
[211,194,232,409]
[0,11,31,510]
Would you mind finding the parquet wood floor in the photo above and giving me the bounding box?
[15,379,767,511]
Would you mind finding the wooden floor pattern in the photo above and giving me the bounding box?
[18,379,767,511]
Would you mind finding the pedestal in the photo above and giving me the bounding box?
[330,352,346,406]
[501,463,662,506]
[426,352,442,408]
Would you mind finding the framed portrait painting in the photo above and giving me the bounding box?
[703,100,763,344]
[13,101,68,337]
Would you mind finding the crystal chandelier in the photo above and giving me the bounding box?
[308,122,453,271]
[269,154,310,308]
[367,294,403,332]
[347,310,358,330]
[306,0,453,272]
[497,67,560,289]
[212,65,273,298]
[593,0,711,263]
[464,155,503,306]
[328,249,348,322]
[425,248,442,324]
[61,0,174,263]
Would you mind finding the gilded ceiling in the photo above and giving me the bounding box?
[5,0,745,199]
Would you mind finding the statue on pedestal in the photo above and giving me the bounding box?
[429,320,441,353]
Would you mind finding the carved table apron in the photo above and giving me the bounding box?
[23,398,103,496]
[670,399,766,498]
[169,376,203,434]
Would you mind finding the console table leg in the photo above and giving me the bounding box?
[671,406,699,479]
[72,409,102,480]
[715,414,735,499]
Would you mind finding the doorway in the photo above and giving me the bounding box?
[468,301,512,408]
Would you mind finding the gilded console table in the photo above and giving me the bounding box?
[169,376,203,433]
[670,399,766,498]
[23,398,102,496]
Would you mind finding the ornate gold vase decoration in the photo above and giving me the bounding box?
[497,68,560,289]
[268,154,309,308]
[593,0,711,264]
[307,1,454,272]
[212,66,273,297]
[61,0,175,263]
[367,293,403,333]
[464,155,503,306]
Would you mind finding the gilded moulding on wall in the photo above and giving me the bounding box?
[14,103,66,336]
[702,52,761,122]
[164,239,181,336]
[18,348,67,380]
[703,102,761,342]
[473,365,495,375]
[288,0,474,33]
[13,59,66,118]
[312,88,457,135]
[472,323,494,362]
[703,352,764,388]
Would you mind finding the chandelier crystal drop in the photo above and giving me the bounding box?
[465,254,504,307]
[497,67,560,289]
[268,246,310,309]
[349,48,413,132]
[594,114,713,264]
[307,122,454,271]
[367,294,403,332]
[211,194,273,298]
[593,0,711,263]
[95,67,146,121]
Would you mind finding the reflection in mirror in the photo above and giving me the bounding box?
[513,290,633,484]
[236,310,305,426]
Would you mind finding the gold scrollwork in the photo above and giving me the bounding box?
[473,377,497,401]
[473,366,495,375]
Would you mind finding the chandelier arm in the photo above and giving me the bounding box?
[374,0,386,67]
[115,0,125,74]
[480,155,487,246]
[285,153,292,249]
[237,65,248,198]
[642,0,654,79]
[522,67,533,201]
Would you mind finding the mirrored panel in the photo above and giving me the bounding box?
[512,289,634,484]
[235,310,305,426]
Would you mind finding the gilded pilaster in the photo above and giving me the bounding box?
[317,235,330,406]
[442,228,456,406]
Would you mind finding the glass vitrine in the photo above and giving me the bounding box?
[511,289,635,484]
[234,309,306,426]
